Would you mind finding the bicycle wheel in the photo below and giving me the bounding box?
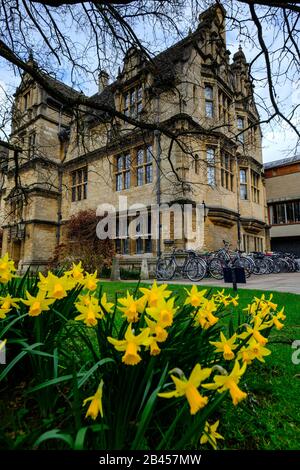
[253,258,269,275]
[186,258,206,282]
[208,258,224,280]
[156,258,176,280]
[233,257,252,278]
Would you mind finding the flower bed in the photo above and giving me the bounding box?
[0,254,285,450]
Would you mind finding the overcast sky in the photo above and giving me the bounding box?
[0,5,298,164]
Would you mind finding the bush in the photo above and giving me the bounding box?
[49,210,115,273]
[0,253,286,450]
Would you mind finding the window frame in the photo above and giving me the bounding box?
[237,116,245,143]
[115,153,131,191]
[239,168,248,200]
[71,167,88,202]
[220,152,234,191]
[206,147,216,186]
[123,84,143,118]
[251,170,260,203]
[204,84,214,118]
[136,145,153,186]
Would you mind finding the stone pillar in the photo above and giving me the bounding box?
[110,257,120,280]
[140,258,149,280]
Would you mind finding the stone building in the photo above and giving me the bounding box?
[265,156,300,255]
[0,4,269,271]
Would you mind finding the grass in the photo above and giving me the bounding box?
[100,280,300,450]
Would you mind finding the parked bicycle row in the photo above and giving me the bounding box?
[156,241,300,281]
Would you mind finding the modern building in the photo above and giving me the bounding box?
[264,156,300,255]
[0,4,269,271]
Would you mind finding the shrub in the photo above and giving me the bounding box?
[0,253,286,450]
[49,210,115,273]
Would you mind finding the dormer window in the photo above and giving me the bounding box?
[123,85,143,118]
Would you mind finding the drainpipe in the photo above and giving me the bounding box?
[155,92,162,257]
[235,155,241,250]
[56,105,67,246]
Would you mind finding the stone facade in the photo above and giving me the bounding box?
[0,5,269,270]
[264,156,300,255]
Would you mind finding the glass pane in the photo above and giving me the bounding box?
[83,183,87,199]
[72,187,76,202]
[136,237,143,254]
[240,169,246,183]
[137,167,144,186]
[276,204,286,223]
[125,154,131,169]
[205,101,213,118]
[146,164,152,183]
[237,117,244,129]
[116,173,122,191]
[286,202,294,223]
[137,87,142,100]
[205,85,213,100]
[130,89,135,105]
[77,185,82,201]
[146,146,152,162]
[123,239,130,254]
[145,237,152,253]
[83,168,88,181]
[137,101,143,113]
[117,156,123,171]
[124,171,130,189]
[72,172,76,186]
[294,201,300,222]
[137,149,144,165]
[77,170,82,183]
[206,148,215,163]
[240,184,247,200]
[207,167,215,186]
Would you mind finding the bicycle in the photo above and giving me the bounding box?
[156,248,206,281]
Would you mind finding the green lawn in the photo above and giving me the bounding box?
[101,280,300,450]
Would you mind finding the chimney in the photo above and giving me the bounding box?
[98,70,109,93]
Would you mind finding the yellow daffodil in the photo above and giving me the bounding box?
[158,364,211,415]
[83,379,104,419]
[38,272,72,299]
[213,289,239,307]
[195,299,219,329]
[0,253,16,283]
[239,317,270,345]
[0,338,6,351]
[0,308,10,319]
[99,293,114,314]
[75,295,103,327]
[145,316,168,342]
[107,325,152,365]
[22,290,55,317]
[184,285,207,308]
[210,332,238,360]
[203,360,247,406]
[146,297,177,328]
[65,261,85,282]
[0,294,19,310]
[82,271,99,291]
[139,281,171,307]
[200,420,224,449]
[118,291,140,323]
[149,338,161,356]
[238,339,271,364]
